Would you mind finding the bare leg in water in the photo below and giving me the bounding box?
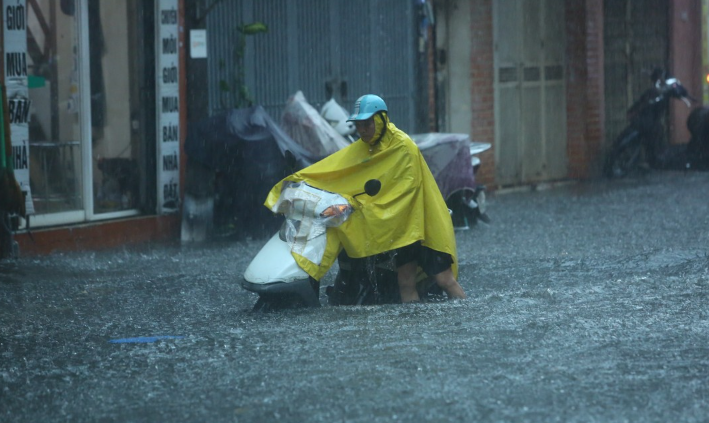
[397,262,466,303]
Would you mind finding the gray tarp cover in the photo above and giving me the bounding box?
[411,133,478,200]
[184,106,316,237]
[185,106,316,171]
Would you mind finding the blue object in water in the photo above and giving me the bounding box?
[109,335,184,344]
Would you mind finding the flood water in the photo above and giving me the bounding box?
[2,171,708,422]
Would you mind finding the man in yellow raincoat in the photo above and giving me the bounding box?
[264,94,465,302]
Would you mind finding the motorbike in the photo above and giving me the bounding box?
[242,178,378,311]
[320,97,357,143]
[466,141,492,224]
[682,106,709,170]
[604,75,692,178]
[241,176,445,311]
[324,247,447,307]
[241,96,492,310]
[407,133,490,229]
[441,139,491,229]
[640,104,709,172]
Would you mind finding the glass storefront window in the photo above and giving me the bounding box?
[89,1,141,214]
[27,0,83,215]
[25,0,153,225]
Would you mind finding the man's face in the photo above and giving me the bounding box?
[354,118,375,143]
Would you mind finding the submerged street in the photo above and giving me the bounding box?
[2,171,708,422]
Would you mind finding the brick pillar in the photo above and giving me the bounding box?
[565,0,606,178]
[469,0,495,187]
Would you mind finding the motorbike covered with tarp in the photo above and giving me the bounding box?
[183,106,315,241]
[279,91,352,164]
[410,133,490,228]
[411,133,478,199]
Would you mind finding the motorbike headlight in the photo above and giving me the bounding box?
[320,204,351,218]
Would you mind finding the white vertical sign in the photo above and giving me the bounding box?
[3,0,34,214]
[156,0,180,214]
[190,29,207,59]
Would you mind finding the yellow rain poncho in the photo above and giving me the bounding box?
[264,120,457,280]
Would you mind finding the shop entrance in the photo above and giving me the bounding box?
[25,0,156,227]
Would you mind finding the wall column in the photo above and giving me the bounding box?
[566,0,605,178]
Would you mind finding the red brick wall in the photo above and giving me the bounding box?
[469,0,496,187]
[565,0,606,178]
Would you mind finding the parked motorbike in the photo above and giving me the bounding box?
[466,141,492,224]
[641,104,709,172]
[408,133,491,229]
[320,97,357,143]
[604,75,692,178]
[682,106,709,170]
[445,140,491,229]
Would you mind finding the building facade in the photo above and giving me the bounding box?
[1,0,704,257]
[434,0,702,187]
